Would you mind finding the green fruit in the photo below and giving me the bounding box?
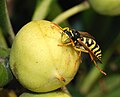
[10,20,80,92]
[89,0,120,16]
[20,90,71,97]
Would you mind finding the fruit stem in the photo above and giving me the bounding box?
[52,1,90,24]
[0,0,15,44]
[32,0,53,20]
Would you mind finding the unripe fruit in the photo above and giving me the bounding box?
[20,90,71,97]
[10,20,80,92]
[89,0,120,16]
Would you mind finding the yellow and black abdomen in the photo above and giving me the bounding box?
[81,37,102,62]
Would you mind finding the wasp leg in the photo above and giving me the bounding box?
[73,47,88,53]
[78,51,82,63]
[89,54,107,76]
[75,51,82,64]
[73,48,89,63]
[58,42,72,46]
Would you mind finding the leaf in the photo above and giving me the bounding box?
[0,62,9,87]
[0,57,13,87]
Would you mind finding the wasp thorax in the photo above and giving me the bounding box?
[10,20,80,92]
[61,32,71,43]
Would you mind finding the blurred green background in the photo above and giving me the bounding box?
[0,0,120,97]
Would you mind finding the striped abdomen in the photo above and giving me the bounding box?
[81,37,102,61]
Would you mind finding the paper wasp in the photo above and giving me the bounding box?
[60,27,106,76]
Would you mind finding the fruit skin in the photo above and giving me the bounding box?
[10,20,80,92]
[89,0,120,16]
[20,90,71,97]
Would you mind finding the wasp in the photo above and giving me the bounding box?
[59,27,106,76]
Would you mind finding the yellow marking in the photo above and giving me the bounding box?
[63,27,69,31]
[97,54,102,57]
[82,37,87,44]
[70,30,74,37]
[98,56,102,59]
[95,50,101,55]
[89,40,96,50]
[96,54,102,60]
[63,27,74,37]
[88,39,92,44]
[93,44,100,52]
[97,56,102,60]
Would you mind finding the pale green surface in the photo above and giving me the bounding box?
[20,90,70,97]
[10,20,80,92]
[89,0,120,16]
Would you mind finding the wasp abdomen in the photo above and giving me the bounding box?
[81,37,102,61]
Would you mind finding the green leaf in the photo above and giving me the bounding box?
[0,57,13,87]
[0,62,8,87]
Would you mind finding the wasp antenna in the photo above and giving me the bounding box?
[51,22,63,33]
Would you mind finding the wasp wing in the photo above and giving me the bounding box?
[78,31,95,39]
[77,38,102,64]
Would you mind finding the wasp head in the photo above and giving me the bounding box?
[61,27,72,44]
[61,31,71,43]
